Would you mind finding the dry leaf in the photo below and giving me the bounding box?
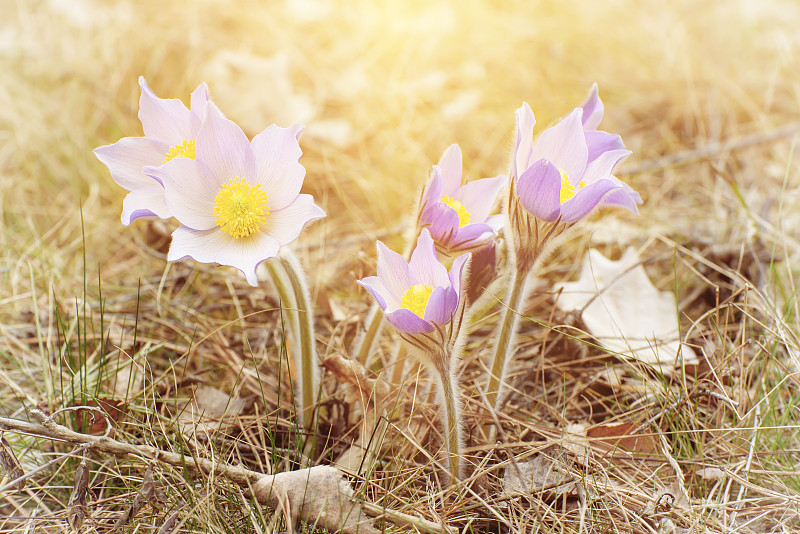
[157,501,184,534]
[501,446,577,500]
[0,435,25,491]
[178,385,247,439]
[556,248,698,374]
[113,464,166,530]
[253,465,378,534]
[586,422,658,454]
[67,455,90,531]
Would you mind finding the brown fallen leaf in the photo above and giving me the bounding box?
[586,422,658,455]
[501,446,578,501]
[113,464,166,530]
[67,455,91,531]
[253,465,378,534]
[157,499,185,534]
[0,434,25,491]
[178,385,248,440]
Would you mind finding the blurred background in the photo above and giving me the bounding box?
[1,0,798,305]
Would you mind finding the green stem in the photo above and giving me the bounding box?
[278,251,319,428]
[433,356,462,484]
[354,303,384,365]
[485,265,528,409]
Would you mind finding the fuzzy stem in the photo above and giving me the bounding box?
[432,355,462,484]
[278,250,319,429]
[485,265,529,409]
[354,303,384,365]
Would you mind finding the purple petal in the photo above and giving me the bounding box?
[263,194,325,246]
[384,308,435,334]
[580,84,604,130]
[559,179,622,222]
[581,149,631,184]
[408,229,450,288]
[94,137,170,190]
[190,82,210,120]
[449,253,471,300]
[195,101,256,185]
[601,176,642,214]
[138,77,195,144]
[516,158,562,222]
[584,130,626,164]
[455,174,505,222]
[357,276,390,311]
[420,166,444,213]
[437,144,463,198]
[420,202,459,245]
[447,222,496,250]
[121,183,170,225]
[531,108,588,181]
[167,226,280,287]
[149,158,218,230]
[376,241,413,302]
[422,285,453,326]
[514,102,536,178]
[251,123,306,211]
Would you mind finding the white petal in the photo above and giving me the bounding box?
[94,137,169,190]
[251,123,306,210]
[121,183,170,225]
[148,158,218,230]
[263,194,325,246]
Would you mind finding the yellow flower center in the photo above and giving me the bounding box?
[213,177,270,239]
[163,139,196,163]
[400,284,434,318]
[440,195,471,227]
[559,170,586,204]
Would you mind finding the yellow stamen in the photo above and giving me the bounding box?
[440,196,471,227]
[163,139,196,163]
[401,284,434,318]
[213,177,270,239]
[559,170,586,204]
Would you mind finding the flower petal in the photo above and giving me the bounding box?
[421,202,460,245]
[456,174,505,222]
[580,83,604,130]
[449,253,471,300]
[420,166,444,213]
[357,276,390,310]
[190,82,210,119]
[531,108,588,180]
[448,222,496,250]
[559,178,622,222]
[251,123,306,210]
[376,241,412,302]
[148,158,218,230]
[581,149,631,184]
[94,137,169,190]
[138,77,195,144]
[121,183,170,225]
[263,194,325,246]
[195,101,256,184]
[516,158,562,222]
[408,229,450,288]
[385,308,435,334]
[422,285,452,325]
[514,102,536,178]
[168,226,280,286]
[584,130,626,164]
[437,144,463,198]
[601,176,642,214]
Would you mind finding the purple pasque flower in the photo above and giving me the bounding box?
[419,145,505,253]
[358,229,470,335]
[513,86,641,224]
[145,101,325,286]
[94,77,210,225]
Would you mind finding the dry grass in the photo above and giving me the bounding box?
[2,0,800,532]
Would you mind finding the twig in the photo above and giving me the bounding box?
[0,410,446,534]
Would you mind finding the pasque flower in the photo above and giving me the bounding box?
[94,77,210,225]
[419,145,505,253]
[359,228,471,482]
[358,229,470,335]
[512,85,641,224]
[145,101,325,286]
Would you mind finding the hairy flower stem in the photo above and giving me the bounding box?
[485,264,529,410]
[432,353,463,483]
[278,250,319,429]
[355,304,384,365]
